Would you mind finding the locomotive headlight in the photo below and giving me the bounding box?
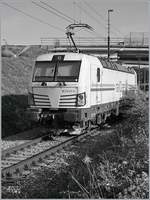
[77,92,86,106]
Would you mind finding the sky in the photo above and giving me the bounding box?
[0,0,149,45]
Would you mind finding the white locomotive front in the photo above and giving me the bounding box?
[29,52,137,128]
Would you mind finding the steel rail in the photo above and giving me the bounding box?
[2,129,91,178]
[2,137,43,158]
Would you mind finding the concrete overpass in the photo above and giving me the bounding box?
[46,45,149,65]
[41,34,149,65]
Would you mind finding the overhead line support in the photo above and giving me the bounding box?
[108,9,113,61]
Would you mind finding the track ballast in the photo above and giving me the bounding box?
[2,127,96,179]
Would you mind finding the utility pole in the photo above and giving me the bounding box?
[108,9,113,61]
[143,67,146,92]
[138,57,141,90]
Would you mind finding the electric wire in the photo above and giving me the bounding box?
[32,2,98,40]
[1,2,64,32]
[2,1,122,45]
[83,1,106,22]
[76,3,107,31]
[83,1,124,37]
[41,1,101,38]
[85,29,102,37]
[76,2,121,37]
[40,1,78,23]
[32,1,72,24]
[34,1,100,39]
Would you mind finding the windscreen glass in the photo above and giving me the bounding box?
[33,61,55,82]
[33,61,81,82]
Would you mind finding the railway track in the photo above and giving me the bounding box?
[2,127,47,150]
[2,127,97,179]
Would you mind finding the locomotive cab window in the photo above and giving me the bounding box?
[97,68,100,82]
[33,61,55,82]
[33,60,81,82]
[55,61,81,82]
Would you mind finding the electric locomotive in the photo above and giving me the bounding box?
[28,52,137,128]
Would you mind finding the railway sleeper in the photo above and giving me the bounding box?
[2,129,94,178]
[3,150,63,178]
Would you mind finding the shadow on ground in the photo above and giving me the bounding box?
[2,95,38,138]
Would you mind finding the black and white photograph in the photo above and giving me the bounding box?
[1,0,149,198]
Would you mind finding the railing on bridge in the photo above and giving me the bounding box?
[41,37,123,47]
[124,32,149,47]
[41,32,148,48]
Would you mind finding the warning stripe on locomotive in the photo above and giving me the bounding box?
[33,94,51,107]
[59,94,77,107]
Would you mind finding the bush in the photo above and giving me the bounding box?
[69,91,149,198]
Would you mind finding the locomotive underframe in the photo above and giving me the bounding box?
[38,101,119,128]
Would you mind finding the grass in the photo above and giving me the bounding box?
[2,90,149,198]
[70,90,149,199]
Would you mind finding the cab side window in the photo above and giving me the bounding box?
[97,68,100,82]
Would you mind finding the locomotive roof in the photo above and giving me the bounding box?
[97,57,135,74]
[36,52,135,74]
[36,52,86,61]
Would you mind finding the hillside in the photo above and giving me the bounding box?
[2,45,48,95]
[2,57,33,95]
[2,45,48,137]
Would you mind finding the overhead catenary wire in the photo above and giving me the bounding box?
[1,2,64,32]
[40,1,78,23]
[2,1,108,44]
[33,1,96,39]
[84,29,102,37]
[83,0,106,22]
[39,1,100,38]
[32,1,100,39]
[83,1,124,37]
[76,3,107,31]
[73,1,77,23]
[32,1,73,24]
[79,3,112,37]
[76,2,121,37]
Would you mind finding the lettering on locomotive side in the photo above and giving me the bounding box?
[62,89,76,93]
